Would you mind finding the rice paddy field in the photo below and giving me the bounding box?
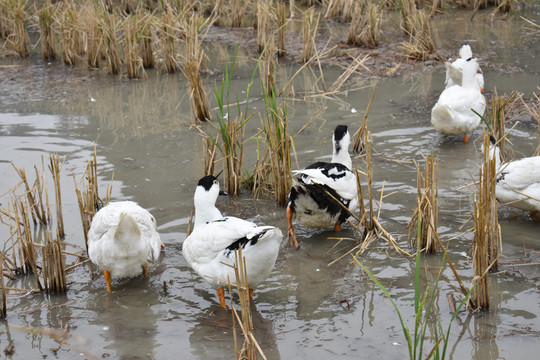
[0,1,539,359]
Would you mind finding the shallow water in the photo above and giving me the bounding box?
[1,8,540,360]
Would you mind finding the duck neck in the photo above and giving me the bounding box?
[332,145,352,169]
[194,201,222,228]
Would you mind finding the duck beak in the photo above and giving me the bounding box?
[477,68,483,74]
[219,190,228,196]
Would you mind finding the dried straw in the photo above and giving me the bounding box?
[521,89,540,155]
[124,15,144,79]
[48,154,65,238]
[6,0,30,57]
[400,9,436,61]
[300,8,319,63]
[407,152,439,253]
[229,248,267,360]
[37,3,57,60]
[56,1,84,65]
[277,2,286,58]
[471,131,501,310]
[487,90,521,162]
[100,10,122,75]
[41,230,67,293]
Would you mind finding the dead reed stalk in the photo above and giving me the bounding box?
[407,152,439,253]
[352,82,378,154]
[487,90,521,162]
[471,131,501,310]
[263,37,276,98]
[56,2,83,65]
[124,15,143,79]
[37,3,57,60]
[0,257,6,319]
[301,8,319,63]
[203,136,218,176]
[522,89,540,155]
[100,10,122,75]
[230,248,266,360]
[277,2,286,57]
[73,148,112,251]
[41,230,67,293]
[48,154,65,238]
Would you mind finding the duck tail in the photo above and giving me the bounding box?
[114,213,141,244]
[431,103,453,127]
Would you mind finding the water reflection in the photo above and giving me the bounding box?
[87,285,163,359]
[187,305,280,360]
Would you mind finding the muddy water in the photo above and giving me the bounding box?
[1,9,540,360]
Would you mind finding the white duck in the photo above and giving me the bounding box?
[488,139,540,215]
[182,175,283,308]
[431,57,486,143]
[445,44,485,93]
[286,125,359,249]
[88,201,163,292]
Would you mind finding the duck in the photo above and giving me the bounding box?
[286,125,359,249]
[182,175,283,309]
[431,57,486,143]
[487,138,540,215]
[445,44,485,93]
[88,201,163,292]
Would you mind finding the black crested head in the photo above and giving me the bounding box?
[334,125,348,142]
[466,57,473,62]
[198,175,218,191]
[489,136,496,145]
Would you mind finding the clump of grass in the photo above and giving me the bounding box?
[100,10,122,75]
[400,9,435,61]
[139,10,154,69]
[85,4,102,69]
[56,2,84,65]
[158,5,178,73]
[408,152,439,254]
[472,131,501,310]
[41,230,67,293]
[11,163,49,225]
[301,8,319,63]
[256,0,269,53]
[354,238,476,360]
[259,93,292,206]
[325,0,355,22]
[231,0,249,28]
[36,3,57,60]
[184,14,210,121]
[348,3,382,48]
[208,47,253,195]
[484,90,521,162]
[5,0,30,57]
[124,15,144,79]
